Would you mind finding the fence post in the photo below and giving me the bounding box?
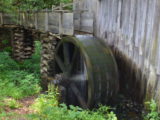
[0,12,3,25]
[35,12,38,29]
[17,11,20,25]
[45,9,49,31]
[59,3,63,34]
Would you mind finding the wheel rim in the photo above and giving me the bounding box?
[54,35,119,108]
[55,41,89,108]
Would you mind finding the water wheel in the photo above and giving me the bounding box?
[54,35,119,108]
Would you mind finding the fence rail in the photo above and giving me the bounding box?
[0,10,74,35]
[0,1,94,35]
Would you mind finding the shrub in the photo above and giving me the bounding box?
[144,99,160,120]
[29,85,117,120]
[0,41,41,99]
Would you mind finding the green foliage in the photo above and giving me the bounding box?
[29,85,117,120]
[3,47,12,53]
[1,40,9,45]
[0,41,41,113]
[144,99,160,120]
[0,42,41,99]
[0,71,40,99]
[0,52,20,71]
[0,0,16,13]
[0,0,72,12]
[4,98,21,109]
[0,111,17,119]
[18,41,41,74]
[31,84,59,113]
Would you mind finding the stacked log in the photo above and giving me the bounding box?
[12,27,35,61]
[23,29,35,59]
[12,27,59,89]
[12,27,25,61]
[40,32,59,90]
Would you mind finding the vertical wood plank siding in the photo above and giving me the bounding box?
[74,0,160,108]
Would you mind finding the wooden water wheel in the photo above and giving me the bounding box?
[54,35,119,108]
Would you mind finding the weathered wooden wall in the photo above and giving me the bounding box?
[0,11,73,35]
[73,1,94,33]
[74,0,160,108]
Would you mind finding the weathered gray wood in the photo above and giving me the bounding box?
[48,12,60,34]
[73,0,160,107]
[45,11,49,31]
[19,13,27,26]
[59,3,63,34]
[80,12,93,33]
[62,13,73,35]
[28,13,35,28]
[19,13,23,25]
[35,13,38,29]
[0,5,75,35]
[3,13,17,25]
[73,0,93,33]
[23,12,29,27]
[157,24,160,75]
[0,13,3,25]
[37,12,45,31]
[155,76,160,110]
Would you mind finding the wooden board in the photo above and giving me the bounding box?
[62,13,73,35]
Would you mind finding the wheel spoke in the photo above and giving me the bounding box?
[70,73,86,82]
[55,54,66,72]
[63,43,70,67]
[72,47,78,62]
[70,83,88,109]
[69,47,78,73]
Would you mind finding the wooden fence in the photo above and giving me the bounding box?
[0,1,95,35]
[0,10,74,35]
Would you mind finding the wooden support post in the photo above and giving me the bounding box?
[157,24,160,75]
[26,12,29,27]
[45,9,49,31]
[0,13,2,25]
[59,3,63,34]
[0,12,3,25]
[17,11,20,25]
[52,5,55,11]
[19,12,22,25]
[22,12,25,26]
[35,12,38,29]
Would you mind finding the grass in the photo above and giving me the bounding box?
[0,41,41,113]
[144,99,160,120]
[28,84,118,120]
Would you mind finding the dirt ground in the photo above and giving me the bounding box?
[1,96,37,120]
